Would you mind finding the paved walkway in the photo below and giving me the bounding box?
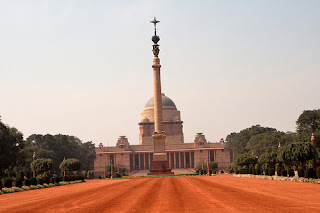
[1,175,320,212]
[130,168,196,176]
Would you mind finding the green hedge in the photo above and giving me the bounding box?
[255,168,261,175]
[16,178,23,188]
[297,168,304,177]
[268,168,275,176]
[43,176,50,184]
[4,178,12,188]
[305,168,315,179]
[276,167,282,176]
[281,169,287,176]
[25,179,31,186]
[288,168,294,177]
[55,176,62,184]
[37,178,44,185]
[50,177,55,184]
[30,177,37,185]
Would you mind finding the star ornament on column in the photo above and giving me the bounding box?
[151,17,160,35]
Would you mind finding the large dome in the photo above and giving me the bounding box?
[144,93,176,109]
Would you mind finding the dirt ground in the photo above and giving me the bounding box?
[1,175,320,213]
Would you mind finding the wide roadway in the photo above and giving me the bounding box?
[0,175,320,212]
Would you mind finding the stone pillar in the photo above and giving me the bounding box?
[148,17,173,175]
[312,133,317,178]
[133,154,136,171]
[179,152,182,168]
[32,152,37,178]
[184,152,186,169]
[138,153,141,170]
[110,160,114,180]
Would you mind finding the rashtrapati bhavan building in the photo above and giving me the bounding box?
[94,19,232,177]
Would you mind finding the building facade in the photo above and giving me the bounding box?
[94,95,233,177]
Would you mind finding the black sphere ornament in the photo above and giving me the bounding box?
[152,35,160,44]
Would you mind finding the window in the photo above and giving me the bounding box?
[100,154,102,157]
[121,153,124,156]
[200,150,202,153]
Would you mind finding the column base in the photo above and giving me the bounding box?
[147,160,174,175]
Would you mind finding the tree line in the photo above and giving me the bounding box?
[226,109,320,177]
[0,116,96,178]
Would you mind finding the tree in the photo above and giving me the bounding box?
[0,118,25,177]
[296,109,320,148]
[258,152,279,169]
[234,153,257,168]
[296,109,320,134]
[279,142,316,169]
[246,131,296,156]
[226,125,277,157]
[105,164,127,174]
[59,158,82,173]
[25,134,96,173]
[30,158,53,174]
[196,161,218,174]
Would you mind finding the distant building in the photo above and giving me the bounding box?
[94,94,232,176]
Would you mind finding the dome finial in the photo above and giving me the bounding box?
[151,17,160,57]
[150,17,160,35]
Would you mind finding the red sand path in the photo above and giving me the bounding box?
[1,175,320,212]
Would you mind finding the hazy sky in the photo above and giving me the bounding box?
[1,0,320,147]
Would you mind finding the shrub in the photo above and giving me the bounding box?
[227,165,233,174]
[305,168,315,178]
[43,176,50,184]
[255,168,261,175]
[22,186,31,191]
[99,175,102,179]
[4,178,12,188]
[276,167,282,176]
[15,178,23,188]
[317,167,320,179]
[81,171,87,179]
[55,176,61,184]
[37,178,44,185]
[0,179,2,189]
[244,168,249,174]
[288,168,294,177]
[30,177,37,185]
[87,170,94,179]
[235,170,239,174]
[50,177,55,184]
[281,169,287,177]
[221,170,224,174]
[12,187,23,192]
[25,179,31,186]
[297,168,304,177]
[114,172,121,178]
[268,168,275,176]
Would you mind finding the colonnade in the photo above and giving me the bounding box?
[129,151,195,171]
